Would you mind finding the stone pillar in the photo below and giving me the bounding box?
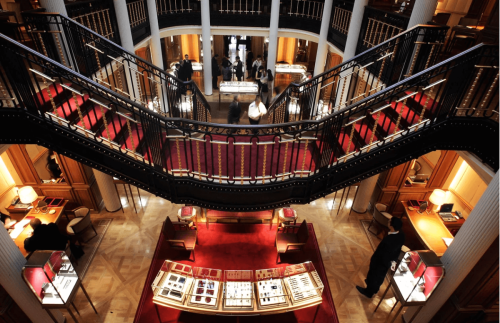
[200,0,213,96]
[146,0,163,69]
[343,0,369,62]
[93,169,122,212]
[266,0,280,104]
[113,0,141,103]
[0,227,64,322]
[405,171,499,322]
[313,0,334,76]
[351,174,380,213]
[408,0,439,28]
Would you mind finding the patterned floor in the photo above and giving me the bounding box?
[67,186,404,323]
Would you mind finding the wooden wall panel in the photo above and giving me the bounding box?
[73,188,98,212]
[59,155,87,185]
[427,151,459,189]
[378,191,397,207]
[39,187,75,201]
[6,146,38,185]
[381,162,410,190]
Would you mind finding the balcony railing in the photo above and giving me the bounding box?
[327,0,354,51]
[127,0,150,45]
[65,0,120,45]
[279,0,322,34]
[157,0,201,30]
[210,0,271,27]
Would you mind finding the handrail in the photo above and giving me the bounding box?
[268,24,448,124]
[0,31,497,192]
[21,11,211,123]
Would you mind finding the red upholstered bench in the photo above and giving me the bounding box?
[204,209,276,229]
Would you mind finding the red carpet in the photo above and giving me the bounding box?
[134,223,339,323]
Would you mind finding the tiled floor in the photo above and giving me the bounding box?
[68,186,404,323]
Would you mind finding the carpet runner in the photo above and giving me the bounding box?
[134,223,339,323]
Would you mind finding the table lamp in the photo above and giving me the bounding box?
[429,189,446,212]
[18,186,38,209]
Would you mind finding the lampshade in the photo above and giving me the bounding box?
[429,189,446,206]
[18,186,38,204]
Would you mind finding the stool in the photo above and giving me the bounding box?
[278,207,298,226]
[177,206,197,227]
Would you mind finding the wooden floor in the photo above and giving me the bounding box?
[68,186,404,323]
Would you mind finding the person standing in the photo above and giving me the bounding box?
[248,95,267,125]
[212,54,221,90]
[222,57,232,81]
[356,217,405,298]
[183,54,193,81]
[227,95,241,124]
[246,50,254,79]
[234,56,243,81]
[251,55,263,80]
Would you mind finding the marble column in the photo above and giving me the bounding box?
[0,227,64,322]
[113,0,141,103]
[351,174,380,213]
[343,0,369,62]
[93,169,122,212]
[405,171,499,322]
[200,0,213,96]
[408,0,439,28]
[266,0,280,103]
[313,0,334,76]
[146,0,163,69]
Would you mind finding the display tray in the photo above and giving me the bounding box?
[256,279,287,307]
[284,273,317,302]
[189,279,220,307]
[224,281,253,307]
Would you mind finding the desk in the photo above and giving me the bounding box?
[403,201,464,257]
[204,209,275,229]
[11,199,68,257]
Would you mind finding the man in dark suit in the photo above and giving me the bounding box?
[234,56,243,81]
[183,54,193,81]
[227,95,241,124]
[212,54,220,90]
[24,218,68,252]
[356,217,405,298]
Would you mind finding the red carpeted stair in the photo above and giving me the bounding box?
[134,223,338,323]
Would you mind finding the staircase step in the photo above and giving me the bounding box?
[355,123,377,145]
[36,83,70,112]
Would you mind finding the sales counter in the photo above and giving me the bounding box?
[152,260,324,316]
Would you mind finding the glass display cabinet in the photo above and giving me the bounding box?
[21,250,96,322]
[151,260,194,305]
[283,262,324,305]
[255,267,289,309]
[219,81,259,94]
[375,250,445,323]
[187,267,223,309]
[222,270,254,310]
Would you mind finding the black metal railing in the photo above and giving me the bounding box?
[0,32,497,192]
[278,0,322,34]
[65,0,120,45]
[127,0,150,45]
[327,0,354,51]
[21,11,211,122]
[210,0,271,28]
[356,6,410,55]
[157,0,201,30]
[268,25,448,124]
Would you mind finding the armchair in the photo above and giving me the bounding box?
[368,203,392,236]
[275,220,309,264]
[163,217,198,262]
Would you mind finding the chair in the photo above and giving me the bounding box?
[278,207,298,226]
[432,13,451,25]
[64,201,82,221]
[457,17,479,27]
[177,205,197,227]
[163,217,198,262]
[367,203,392,236]
[66,207,97,244]
[275,220,309,264]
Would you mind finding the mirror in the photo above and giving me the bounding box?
[25,145,65,184]
[408,151,442,185]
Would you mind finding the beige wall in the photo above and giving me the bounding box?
[0,152,18,214]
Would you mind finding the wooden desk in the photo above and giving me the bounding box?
[11,199,68,257]
[402,201,464,257]
[204,209,275,229]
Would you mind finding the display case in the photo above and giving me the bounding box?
[392,250,444,305]
[222,270,254,310]
[22,250,79,307]
[255,267,289,309]
[275,64,307,74]
[187,267,223,309]
[219,81,259,95]
[283,262,324,305]
[152,260,194,305]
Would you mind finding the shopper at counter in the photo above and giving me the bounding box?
[24,218,69,252]
[248,96,267,126]
[356,217,405,298]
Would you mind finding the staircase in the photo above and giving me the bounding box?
[0,32,498,210]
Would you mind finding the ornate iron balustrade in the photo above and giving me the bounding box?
[327,0,354,51]
[127,0,150,45]
[157,0,201,30]
[21,11,211,123]
[268,25,447,124]
[210,0,271,27]
[356,6,410,55]
[279,0,321,34]
[65,0,120,44]
[0,33,497,209]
